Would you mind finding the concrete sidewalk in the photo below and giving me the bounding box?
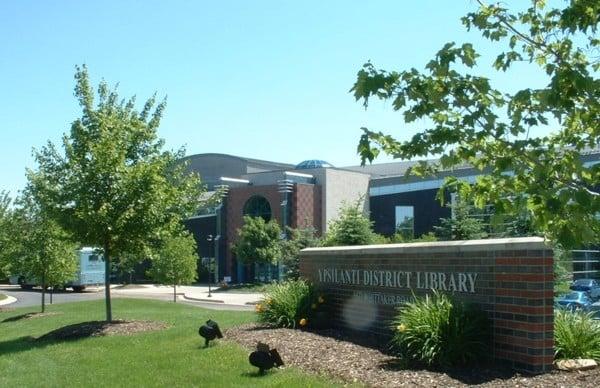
[111,284,263,306]
[0,294,17,306]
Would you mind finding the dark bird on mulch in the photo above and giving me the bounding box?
[249,342,284,374]
[198,319,223,347]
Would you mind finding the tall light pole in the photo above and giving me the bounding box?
[277,179,294,280]
[206,234,213,298]
[214,184,229,286]
[214,235,221,286]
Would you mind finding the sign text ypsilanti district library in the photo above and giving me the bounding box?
[318,268,478,293]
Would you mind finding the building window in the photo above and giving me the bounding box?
[243,196,272,221]
[395,206,414,239]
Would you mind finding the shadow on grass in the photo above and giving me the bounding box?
[0,320,168,356]
[0,321,108,356]
[197,342,221,349]
[0,336,54,356]
[240,370,277,378]
[2,312,59,323]
[36,321,117,341]
[2,313,36,323]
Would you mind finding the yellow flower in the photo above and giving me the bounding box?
[299,318,308,327]
[255,304,264,313]
[318,296,325,304]
[397,323,407,332]
[311,303,317,310]
[266,297,272,305]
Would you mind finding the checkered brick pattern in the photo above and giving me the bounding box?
[291,183,322,233]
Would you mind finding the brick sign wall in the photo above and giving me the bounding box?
[299,237,554,374]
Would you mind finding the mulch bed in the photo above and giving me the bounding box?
[37,320,170,341]
[225,323,600,387]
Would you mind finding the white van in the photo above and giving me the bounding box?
[10,247,105,292]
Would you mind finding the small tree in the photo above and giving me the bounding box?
[0,191,16,278]
[232,216,281,280]
[389,231,438,244]
[27,66,202,321]
[434,197,488,241]
[13,196,77,312]
[280,226,320,280]
[324,200,378,246]
[147,233,198,303]
[554,246,574,296]
[118,249,150,285]
[488,210,537,238]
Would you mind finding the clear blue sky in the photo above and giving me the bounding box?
[0,0,547,196]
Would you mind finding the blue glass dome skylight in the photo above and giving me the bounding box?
[295,160,334,169]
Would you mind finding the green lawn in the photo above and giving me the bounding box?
[0,299,340,387]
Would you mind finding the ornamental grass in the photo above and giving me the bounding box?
[554,309,600,360]
[390,291,490,367]
[256,279,322,329]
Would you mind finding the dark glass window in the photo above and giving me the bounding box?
[395,206,414,239]
[243,196,272,221]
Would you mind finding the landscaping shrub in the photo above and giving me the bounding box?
[255,279,323,329]
[390,291,490,367]
[554,309,600,360]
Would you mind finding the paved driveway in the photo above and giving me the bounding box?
[0,285,253,311]
[0,285,104,308]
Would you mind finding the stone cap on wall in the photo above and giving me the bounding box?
[301,236,548,256]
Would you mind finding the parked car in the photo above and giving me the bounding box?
[570,278,600,300]
[554,291,593,311]
[588,302,600,320]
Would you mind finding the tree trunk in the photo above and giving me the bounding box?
[104,240,112,322]
[41,274,46,313]
[173,283,177,303]
[50,287,53,304]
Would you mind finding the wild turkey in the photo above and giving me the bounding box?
[249,342,284,374]
[198,319,223,347]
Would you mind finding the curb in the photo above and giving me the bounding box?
[0,295,17,306]
[182,295,225,303]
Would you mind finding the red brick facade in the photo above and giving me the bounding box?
[226,183,322,277]
[299,238,554,374]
